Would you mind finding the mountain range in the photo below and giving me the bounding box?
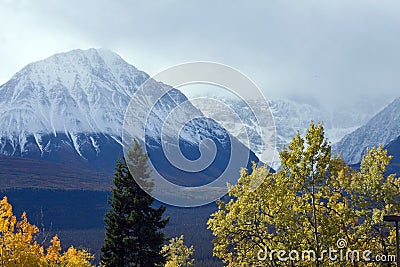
[0,48,258,190]
[1,48,399,181]
[191,97,372,168]
[189,94,400,171]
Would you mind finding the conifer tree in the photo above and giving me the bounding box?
[101,140,169,267]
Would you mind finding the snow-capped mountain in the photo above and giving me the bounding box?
[0,48,146,147]
[335,97,400,164]
[0,48,258,187]
[190,97,370,168]
[267,98,368,145]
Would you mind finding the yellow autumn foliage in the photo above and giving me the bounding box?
[0,196,94,267]
[161,235,194,267]
[208,122,400,266]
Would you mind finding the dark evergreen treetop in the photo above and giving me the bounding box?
[101,140,169,267]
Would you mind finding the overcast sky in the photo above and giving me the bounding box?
[1,0,399,113]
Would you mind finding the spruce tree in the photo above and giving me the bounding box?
[101,140,169,267]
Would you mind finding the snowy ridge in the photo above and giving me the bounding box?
[334,97,400,164]
[268,99,369,145]
[191,97,370,168]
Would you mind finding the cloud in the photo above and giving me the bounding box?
[0,0,399,113]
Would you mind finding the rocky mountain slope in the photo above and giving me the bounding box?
[335,97,400,164]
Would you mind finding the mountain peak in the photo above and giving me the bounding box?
[10,48,147,90]
[47,48,126,69]
[0,48,150,140]
[43,48,123,65]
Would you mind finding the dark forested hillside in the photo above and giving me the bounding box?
[386,136,400,174]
